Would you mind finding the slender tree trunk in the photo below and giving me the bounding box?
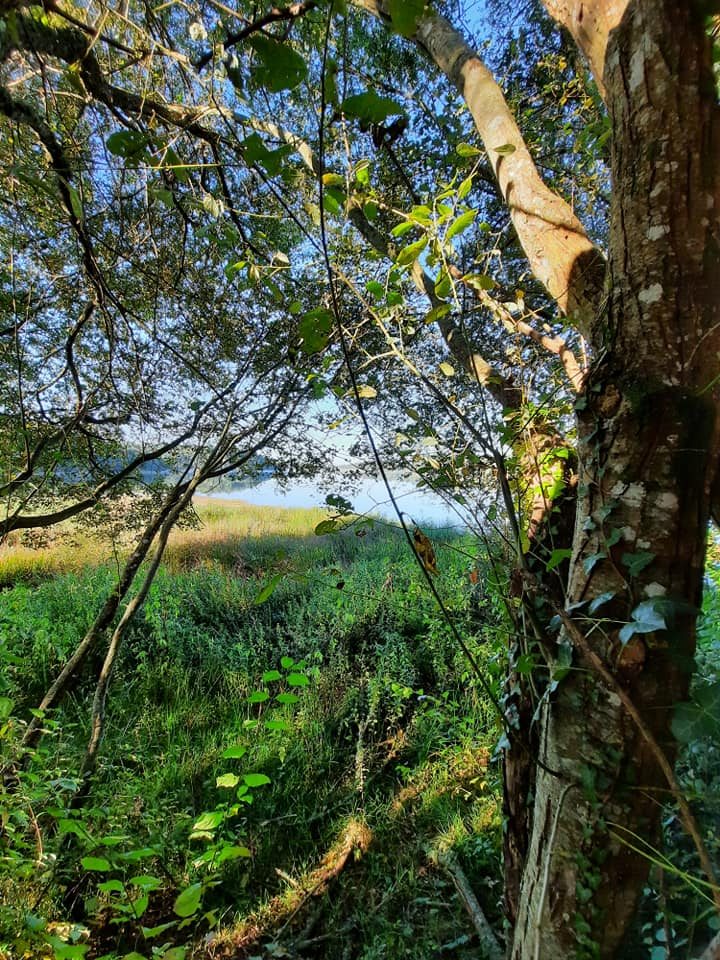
[512,3,720,957]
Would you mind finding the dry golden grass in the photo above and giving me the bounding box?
[0,496,329,586]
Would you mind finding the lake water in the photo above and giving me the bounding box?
[209,475,468,529]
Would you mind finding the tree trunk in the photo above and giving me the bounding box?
[512,2,720,957]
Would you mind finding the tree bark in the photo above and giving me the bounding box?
[511,2,720,957]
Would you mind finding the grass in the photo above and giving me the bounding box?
[0,497,504,960]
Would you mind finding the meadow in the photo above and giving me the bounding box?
[0,498,506,960]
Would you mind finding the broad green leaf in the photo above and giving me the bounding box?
[216,773,240,788]
[248,690,270,703]
[262,670,282,682]
[243,773,271,787]
[97,879,124,894]
[281,656,295,669]
[129,875,161,891]
[264,719,291,731]
[314,519,338,536]
[672,684,720,743]
[81,856,111,872]
[241,133,292,176]
[546,548,572,572]
[106,130,148,159]
[0,697,13,720]
[287,672,309,686]
[621,551,655,577]
[222,745,247,760]
[249,35,307,92]
[173,882,202,918]
[395,236,427,266]
[299,308,333,355]
[439,362,454,377]
[366,280,385,299]
[389,0,423,36]
[363,200,378,221]
[192,811,223,832]
[216,844,251,863]
[341,91,405,124]
[322,172,345,188]
[446,209,477,241]
[492,142,516,155]
[275,692,300,704]
[390,221,415,238]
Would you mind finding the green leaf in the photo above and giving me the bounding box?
[588,591,615,614]
[275,692,300,704]
[583,552,605,575]
[463,273,495,291]
[173,882,202,918]
[618,599,667,645]
[434,269,452,299]
[388,0,423,36]
[248,690,270,703]
[97,879,125,894]
[281,656,295,669]
[81,856,111,872]
[253,574,283,605]
[249,35,307,92]
[390,220,415,238]
[243,773,271,787]
[262,670,282,682]
[457,175,473,200]
[129,874,161,891]
[216,773,240,788]
[141,924,178,944]
[363,200,378,221]
[322,172,345,188]
[673,685,720,743]
[621,550,655,577]
[287,673,309,686]
[439,361,454,377]
[216,844,251,863]
[192,811,224,832]
[492,142,516,155]
[222,745,247,760]
[299,307,333,355]
[341,91,405,125]
[446,208,477,241]
[106,130,148,159]
[546,548,572,572]
[0,697,13,720]
[456,142,482,157]
[314,518,339,536]
[264,719,291,731]
[424,304,451,324]
[395,236,427,266]
[241,133,292,176]
[366,280,385,299]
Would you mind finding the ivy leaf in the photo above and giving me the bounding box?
[546,548,572,572]
[249,35,307,92]
[388,0,424,36]
[341,91,405,124]
[622,550,655,577]
[672,683,720,743]
[588,591,616,614]
[618,599,667,645]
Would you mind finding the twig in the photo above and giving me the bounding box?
[434,849,503,960]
